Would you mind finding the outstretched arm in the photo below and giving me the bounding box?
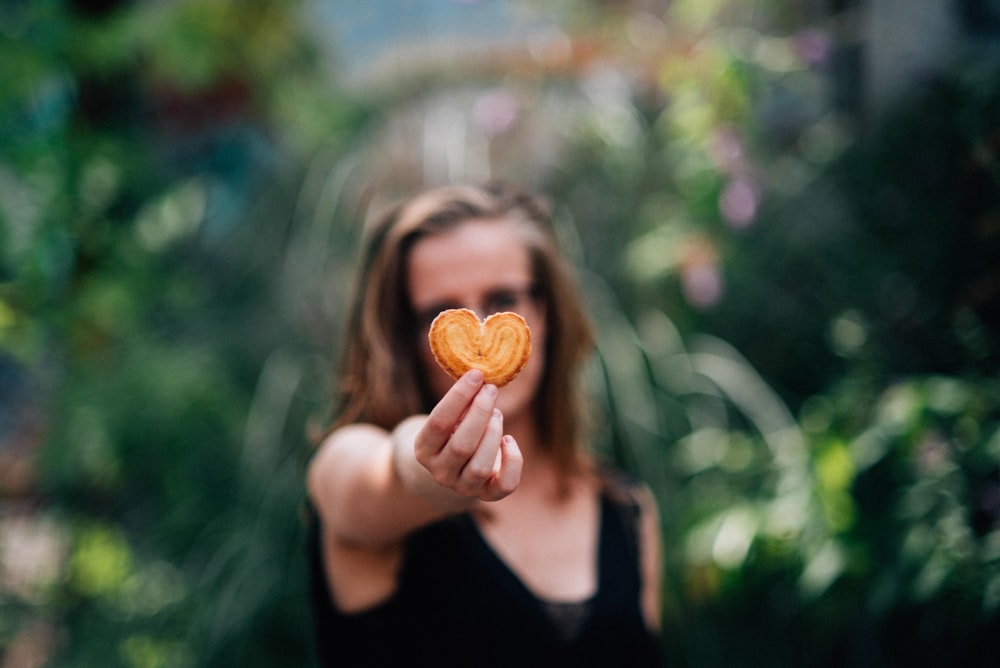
[308,370,523,612]
[307,369,522,548]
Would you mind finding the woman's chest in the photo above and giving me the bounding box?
[474,488,601,602]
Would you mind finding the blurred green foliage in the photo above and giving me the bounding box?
[1,0,998,666]
[1,0,356,664]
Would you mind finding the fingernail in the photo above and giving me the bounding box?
[465,369,484,384]
[483,383,498,397]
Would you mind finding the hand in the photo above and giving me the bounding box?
[413,369,523,502]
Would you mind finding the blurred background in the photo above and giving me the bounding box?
[2,0,999,666]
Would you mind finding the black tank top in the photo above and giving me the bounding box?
[308,485,663,667]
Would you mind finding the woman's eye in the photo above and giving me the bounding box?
[485,292,520,313]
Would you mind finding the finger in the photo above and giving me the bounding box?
[481,435,523,501]
[414,369,484,460]
[455,408,504,495]
[450,382,497,448]
[432,383,498,482]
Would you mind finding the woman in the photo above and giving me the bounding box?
[307,182,662,666]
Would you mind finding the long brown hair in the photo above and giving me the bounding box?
[331,182,595,474]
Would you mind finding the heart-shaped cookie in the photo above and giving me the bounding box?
[428,308,532,387]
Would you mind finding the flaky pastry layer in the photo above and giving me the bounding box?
[428,308,532,387]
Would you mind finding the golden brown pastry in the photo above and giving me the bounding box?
[428,308,532,387]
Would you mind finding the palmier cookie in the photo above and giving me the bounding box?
[428,308,532,387]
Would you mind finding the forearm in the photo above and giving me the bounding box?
[391,416,481,514]
[307,420,474,547]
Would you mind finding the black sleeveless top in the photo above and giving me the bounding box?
[308,485,663,667]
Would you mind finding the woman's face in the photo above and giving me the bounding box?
[407,218,546,422]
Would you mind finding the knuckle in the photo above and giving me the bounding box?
[454,477,483,498]
[424,413,453,436]
[430,467,455,487]
[463,461,493,481]
[467,402,493,424]
[448,437,477,459]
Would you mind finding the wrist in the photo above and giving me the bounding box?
[391,416,476,514]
